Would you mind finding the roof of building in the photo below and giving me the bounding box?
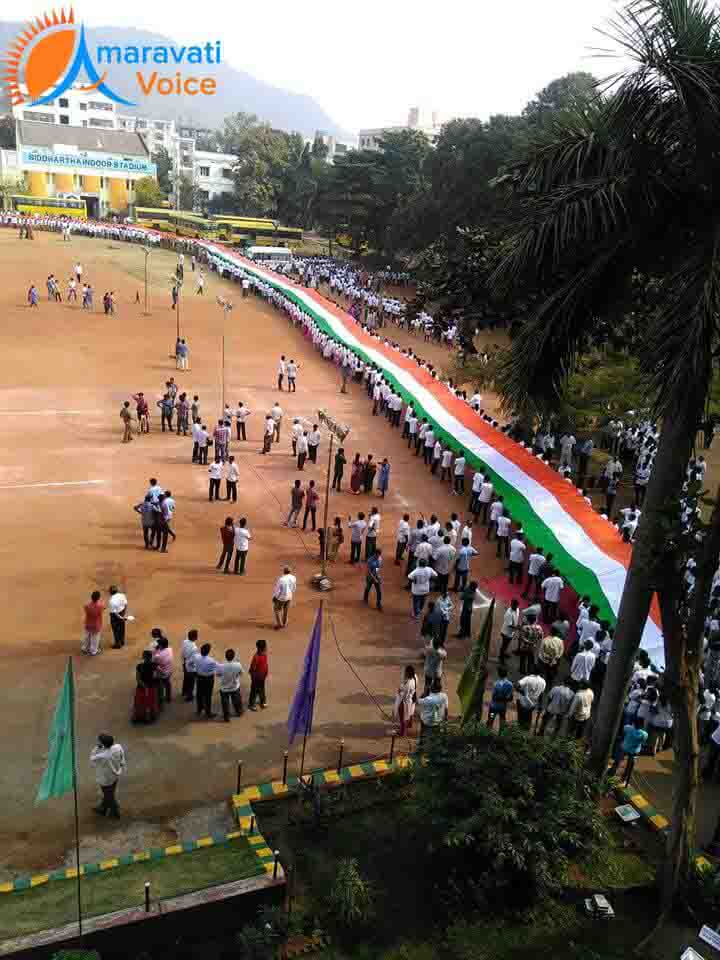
[18,121,149,157]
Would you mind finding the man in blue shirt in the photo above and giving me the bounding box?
[488,666,514,729]
[363,548,383,611]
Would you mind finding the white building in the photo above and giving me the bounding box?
[192,149,236,204]
[13,84,118,131]
[358,107,444,151]
[313,130,355,163]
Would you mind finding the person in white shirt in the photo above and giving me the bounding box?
[235,402,251,441]
[541,571,564,621]
[496,513,512,560]
[433,538,457,595]
[516,674,546,729]
[272,566,297,628]
[208,456,224,502]
[217,649,244,720]
[487,497,504,539]
[578,606,601,645]
[508,534,526,584]
[291,418,303,456]
[307,424,321,464]
[286,359,299,392]
[453,454,466,494]
[570,640,597,683]
[568,682,594,739]
[366,506,381,559]
[499,598,521,661]
[108,585,129,649]
[233,517,251,575]
[90,733,126,818]
[559,433,576,467]
[417,677,448,746]
[408,559,438,619]
[270,402,283,442]
[524,548,545,600]
[348,512,367,564]
[440,447,454,483]
[477,479,494,523]
[225,456,239,503]
[395,513,410,565]
[277,355,286,390]
[181,629,199,701]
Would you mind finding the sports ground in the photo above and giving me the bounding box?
[0,230,508,875]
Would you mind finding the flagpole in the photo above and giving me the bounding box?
[299,600,322,779]
[68,657,83,939]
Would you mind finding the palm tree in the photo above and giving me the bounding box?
[492,0,720,908]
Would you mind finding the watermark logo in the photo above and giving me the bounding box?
[4,7,220,107]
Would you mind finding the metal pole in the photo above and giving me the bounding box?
[337,738,344,773]
[282,750,289,785]
[249,815,255,834]
[320,432,334,577]
[177,285,180,341]
[236,761,243,795]
[69,657,83,939]
[144,881,150,912]
[221,319,226,413]
[144,252,148,315]
[389,734,396,764]
[273,850,280,880]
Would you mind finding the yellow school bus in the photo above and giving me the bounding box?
[212,215,303,248]
[11,194,87,218]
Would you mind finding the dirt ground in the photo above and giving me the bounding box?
[0,231,514,875]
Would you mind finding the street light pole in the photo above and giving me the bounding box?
[315,410,350,586]
[142,245,150,316]
[170,271,183,357]
[216,296,234,413]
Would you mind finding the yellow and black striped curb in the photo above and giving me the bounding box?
[231,755,413,877]
[615,785,712,872]
[0,831,263,895]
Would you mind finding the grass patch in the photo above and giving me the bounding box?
[0,837,263,941]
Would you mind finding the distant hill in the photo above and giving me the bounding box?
[0,22,352,140]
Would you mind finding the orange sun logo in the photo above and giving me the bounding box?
[4,8,79,106]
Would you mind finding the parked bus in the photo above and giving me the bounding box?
[246,246,294,263]
[11,194,87,218]
[212,215,303,248]
[135,208,218,239]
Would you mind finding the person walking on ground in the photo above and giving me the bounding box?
[422,634,447,695]
[328,516,344,561]
[508,532,526,584]
[487,667,514,729]
[225,456,239,503]
[363,547,383,610]
[516,671,546,730]
[417,678,449,749]
[182,629,199,702]
[378,458,390,498]
[394,665,417,736]
[408,559,438,620]
[287,359,299,392]
[498,598,521,662]
[233,517,251,574]
[456,580,480,638]
[453,454,466,495]
[133,652,159,724]
[296,430,309,470]
[452,538,477,593]
[518,612,544,677]
[90,734,126,818]
[158,491,177,552]
[395,513,410,565]
[152,634,174,706]
[285,479,305,528]
[218,649,244,721]
[272,566,297,629]
[271,402,283,443]
[348,512,367,564]
[539,680,575,735]
[249,639,269,710]
[363,454,377,493]
[208,456,223,502]
[235,402,251,441]
[120,401,134,443]
[541,570,564,622]
[134,494,158,549]
[332,447,347,491]
[108,585,129,649]
[303,480,319,531]
[82,590,105,656]
[308,424,321,464]
[567,681,594,739]
[217,517,235,573]
[193,643,218,719]
[277,355,286,391]
[350,453,363,494]
[262,414,274,454]
[366,506,380,558]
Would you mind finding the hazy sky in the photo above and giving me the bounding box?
[2,0,625,133]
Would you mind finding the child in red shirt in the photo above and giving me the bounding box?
[249,638,268,710]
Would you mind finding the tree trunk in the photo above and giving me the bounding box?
[659,487,720,913]
[588,390,706,778]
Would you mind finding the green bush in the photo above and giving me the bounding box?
[327,857,375,929]
[407,722,607,912]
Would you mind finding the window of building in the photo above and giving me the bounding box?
[221,168,233,179]
[89,101,113,112]
[24,111,55,122]
[59,98,69,108]
[199,166,210,177]
[88,118,113,128]
[79,102,87,111]
[59,114,69,125]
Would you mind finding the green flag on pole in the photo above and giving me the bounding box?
[457,598,495,724]
[36,660,76,804]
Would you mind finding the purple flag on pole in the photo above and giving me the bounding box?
[288,605,322,744]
